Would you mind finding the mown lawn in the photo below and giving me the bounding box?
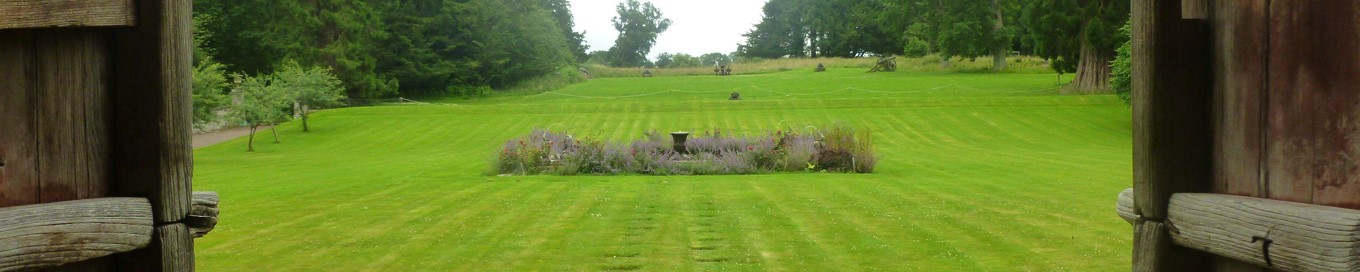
[193,68,1133,271]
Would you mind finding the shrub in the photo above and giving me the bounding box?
[814,123,877,173]
[1110,21,1133,106]
[903,38,930,58]
[192,58,230,129]
[491,125,876,176]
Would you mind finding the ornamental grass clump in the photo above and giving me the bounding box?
[815,124,876,173]
[492,126,875,176]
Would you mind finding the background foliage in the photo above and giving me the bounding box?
[195,0,586,99]
[738,0,1130,92]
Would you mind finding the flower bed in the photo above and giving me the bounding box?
[494,125,875,175]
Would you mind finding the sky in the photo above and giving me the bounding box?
[569,0,768,58]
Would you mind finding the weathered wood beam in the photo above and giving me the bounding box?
[116,224,193,272]
[0,0,135,29]
[1132,0,1213,225]
[1131,0,1213,269]
[1134,220,1174,272]
[1117,188,1138,224]
[0,198,153,272]
[109,0,195,269]
[1169,193,1360,272]
[111,0,193,224]
[0,30,38,208]
[1182,0,1208,19]
[188,191,219,238]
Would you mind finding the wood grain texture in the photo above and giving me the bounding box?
[1117,188,1138,225]
[1168,193,1360,272]
[1131,0,1213,270]
[1131,209,1211,272]
[35,29,111,203]
[0,0,135,29]
[110,0,194,224]
[1182,0,1208,19]
[1132,0,1214,221]
[188,191,219,238]
[1133,221,1163,272]
[0,198,153,272]
[116,224,193,272]
[1273,2,1360,210]
[1263,0,1316,205]
[0,30,38,208]
[1209,0,1267,198]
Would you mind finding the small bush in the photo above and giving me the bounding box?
[491,125,876,176]
[903,38,930,58]
[814,123,876,173]
[1110,21,1133,105]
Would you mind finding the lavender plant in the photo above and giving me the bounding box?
[492,126,875,176]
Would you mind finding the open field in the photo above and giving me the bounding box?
[193,68,1133,271]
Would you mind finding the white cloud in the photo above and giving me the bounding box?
[569,0,767,58]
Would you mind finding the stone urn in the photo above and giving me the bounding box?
[671,132,690,154]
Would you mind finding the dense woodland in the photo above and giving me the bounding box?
[192,0,1129,101]
[739,0,1129,93]
[195,0,588,99]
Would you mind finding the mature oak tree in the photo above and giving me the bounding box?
[609,0,671,67]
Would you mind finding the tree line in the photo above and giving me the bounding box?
[195,0,1128,100]
[194,0,590,99]
[737,0,1128,93]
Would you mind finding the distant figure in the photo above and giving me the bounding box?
[867,56,897,73]
[715,65,732,76]
[815,63,826,72]
[723,66,732,75]
[729,92,741,100]
[642,69,653,77]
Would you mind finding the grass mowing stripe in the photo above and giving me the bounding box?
[193,70,1133,271]
[356,181,513,270]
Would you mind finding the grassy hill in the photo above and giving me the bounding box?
[192,68,1133,271]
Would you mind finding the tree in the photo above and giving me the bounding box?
[538,0,589,63]
[276,62,346,132]
[191,14,230,129]
[654,52,675,68]
[1110,20,1132,105]
[229,74,289,152]
[739,0,809,58]
[196,0,396,98]
[1020,0,1129,93]
[586,50,612,65]
[699,53,732,66]
[198,0,583,98]
[305,0,398,99]
[608,0,671,67]
[192,60,230,129]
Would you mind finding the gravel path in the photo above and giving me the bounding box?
[193,126,268,149]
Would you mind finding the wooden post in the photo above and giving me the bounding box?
[1131,0,1213,270]
[110,0,195,270]
[0,30,38,208]
[115,224,193,272]
[1182,0,1208,19]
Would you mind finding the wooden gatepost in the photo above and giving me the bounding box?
[0,1,219,271]
[1120,0,1360,271]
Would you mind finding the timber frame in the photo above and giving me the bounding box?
[0,1,219,271]
[1126,0,1360,271]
